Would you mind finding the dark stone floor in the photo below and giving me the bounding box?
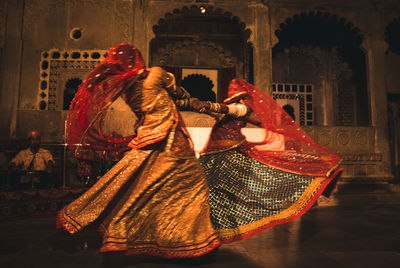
[1,190,400,268]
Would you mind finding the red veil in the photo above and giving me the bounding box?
[67,43,146,161]
[205,79,342,177]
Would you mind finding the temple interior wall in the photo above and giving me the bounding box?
[1,0,399,181]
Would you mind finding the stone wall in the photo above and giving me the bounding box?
[303,126,392,179]
[1,0,135,140]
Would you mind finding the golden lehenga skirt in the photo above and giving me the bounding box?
[57,143,220,258]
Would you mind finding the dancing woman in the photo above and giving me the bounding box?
[56,43,221,258]
[190,79,342,243]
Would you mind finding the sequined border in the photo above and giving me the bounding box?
[216,168,342,243]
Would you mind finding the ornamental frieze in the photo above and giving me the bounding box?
[342,153,383,162]
[303,126,374,152]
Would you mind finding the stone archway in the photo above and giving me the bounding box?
[272,12,368,127]
[282,104,296,121]
[154,40,236,68]
[182,74,216,102]
[385,17,400,55]
[63,78,82,110]
[384,17,400,97]
[150,5,253,84]
[385,18,400,182]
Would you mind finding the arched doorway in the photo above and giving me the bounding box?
[385,17,400,182]
[63,78,82,110]
[272,12,368,127]
[282,104,296,121]
[150,5,252,101]
[386,17,400,55]
[182,74,216,102]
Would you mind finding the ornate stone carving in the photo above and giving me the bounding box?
[273,12,365,126]
[317,130,332,147]
[38,49,107,110]
[153,4,250,38]
[69,0,109,9]
[352,130,368,145]
[343,153,383,162]
[300,126,391,178]
[115,0,133,43]
[303,126,374,152]
[156,40,237,67]
[272,83,313,126]
[151,4,249,77]
[337,130,350,146]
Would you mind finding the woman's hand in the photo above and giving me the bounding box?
[189,98,210,113]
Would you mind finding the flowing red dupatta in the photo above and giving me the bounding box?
[203,79,342,177]
[67,43,146,162]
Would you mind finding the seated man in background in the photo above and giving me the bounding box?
[9,130,55,189]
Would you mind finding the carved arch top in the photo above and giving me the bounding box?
[155,40,237,68]
[274,11,363,49]
[152,5,251,41]
[385,16,400,55]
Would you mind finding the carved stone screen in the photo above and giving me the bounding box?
[272,83,313,126]
[38,49,107,110]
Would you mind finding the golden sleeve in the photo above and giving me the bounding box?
[128,67,178,149]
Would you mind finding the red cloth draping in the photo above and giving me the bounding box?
[203,79,342,177]
[67,43,146,161]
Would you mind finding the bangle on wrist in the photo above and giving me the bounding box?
[207,102,223,113]
[206,101,212,110]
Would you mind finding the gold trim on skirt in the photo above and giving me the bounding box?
[57,142,220,258]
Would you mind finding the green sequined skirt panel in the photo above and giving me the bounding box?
[199,149,332,242]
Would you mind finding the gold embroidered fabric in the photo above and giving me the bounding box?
[167,119,196,158]
[200,121,246,155]
[58,142,220,257]
[58,67,220,257]
[126,67,177,149]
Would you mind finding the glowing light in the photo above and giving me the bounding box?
[200,6,206,13]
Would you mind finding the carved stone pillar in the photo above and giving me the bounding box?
[388,102,400,181]
[250,3,272,94]
[0,0,24,138]
[132,0,146,62]
[320,78,336,126]
[362,10,392,178]
[132,0,155,65]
